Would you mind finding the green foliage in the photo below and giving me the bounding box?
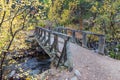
[109,51,116,58]
[108,44,120,59]
[117,45,120,49]
[48,0,80,25]
[0,0,49,51]
[0,0,51,79]
[89,0,120,40]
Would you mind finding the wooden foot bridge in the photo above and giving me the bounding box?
[33,26,105,71]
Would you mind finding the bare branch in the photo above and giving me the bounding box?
[10,9,20,37]
[0,11,6,28]
[3,7,28,22]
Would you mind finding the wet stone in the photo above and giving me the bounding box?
[71,76,78,80]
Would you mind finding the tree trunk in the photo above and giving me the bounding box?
[79,16,83,30]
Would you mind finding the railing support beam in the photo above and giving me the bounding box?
[82,32,87,48]
[98,35,105,54]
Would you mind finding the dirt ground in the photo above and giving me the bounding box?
[35,42,120,80]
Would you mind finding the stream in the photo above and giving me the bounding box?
[5,48,51,79]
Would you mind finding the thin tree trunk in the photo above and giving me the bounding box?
[0,11,6,27]
[79,15,83,30]
[79,6,83,30]
[0,52,7,80]
[0,11,6,32]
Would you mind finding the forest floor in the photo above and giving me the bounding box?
[69,43,120,80]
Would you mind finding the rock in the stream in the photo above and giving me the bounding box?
[22,58,38,69]
[29,70,40,75]
[71,76,78,80]
[8,70,16,78]
[36,69,49,80]
[74,69,81,79]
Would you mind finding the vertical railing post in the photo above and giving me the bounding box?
[50,34,59,52]
[40,30,45,42]
[57,28,59,32]
[38,28,41,39]
[98,35,105,54]
[57,37,73,71]
[72,30,76,43]
[54,34,59,51]
[64,28,67,34]
[82,32,87,48]
[40,29,43,37]
[65,37,73,71]
[44,30,46,41]
[35,27,39,37]
[60,28,63,33]
[48,27,51,30]
[35,27,38,34]
[48,31,51,46]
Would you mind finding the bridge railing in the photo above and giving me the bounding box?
[34,26,105,70]
[34,27,73,71]
[54,27,105,54]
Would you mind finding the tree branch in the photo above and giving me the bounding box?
[0,11,6,28]
[3,7,27,22]
[10,9,20,37]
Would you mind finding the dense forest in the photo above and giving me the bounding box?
[0,0,120,79]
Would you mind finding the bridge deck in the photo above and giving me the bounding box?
[69,42,120,80]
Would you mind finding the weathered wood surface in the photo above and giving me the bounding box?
[54,27,105,54]
[34,27,73,71]
[34,26,105,70]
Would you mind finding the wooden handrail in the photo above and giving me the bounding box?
[53,27,105,54]
[55,27,104,36]
[34,27,73,70]
[35,26,105,56]
[34,26,106,71]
